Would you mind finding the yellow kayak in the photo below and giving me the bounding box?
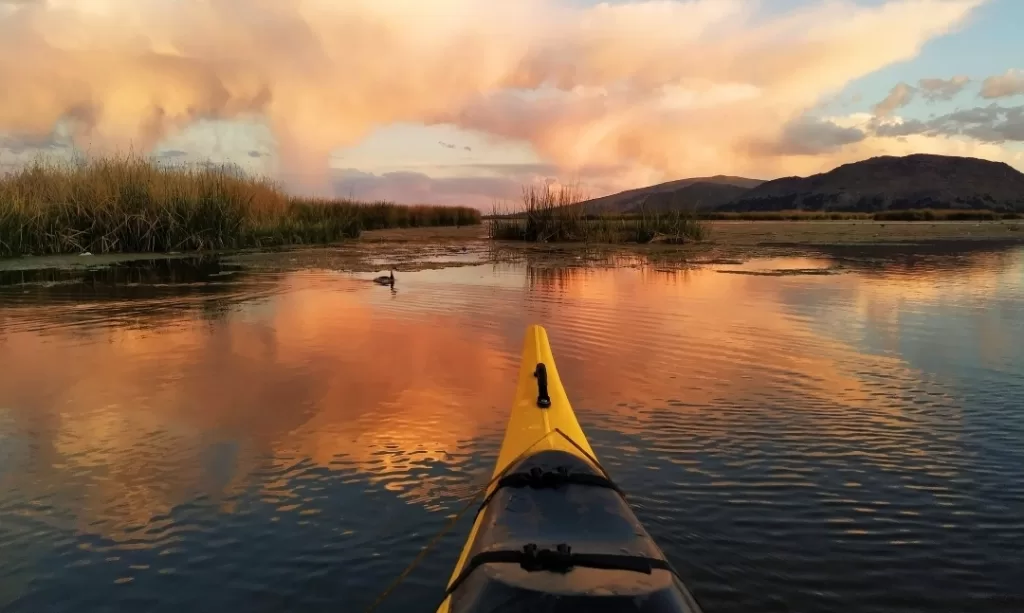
[437,324,704,613]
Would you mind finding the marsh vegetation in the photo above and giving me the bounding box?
[489,184,709,244]
[702,209,1021,221]
[0,156,480,257]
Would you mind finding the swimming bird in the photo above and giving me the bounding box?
[373,270,395,286]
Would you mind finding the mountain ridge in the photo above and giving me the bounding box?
[576,154,1024,213]
[578,175,764,214]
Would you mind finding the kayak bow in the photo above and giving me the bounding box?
[437,324,703,613]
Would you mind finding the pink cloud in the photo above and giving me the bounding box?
[0,0,990,197]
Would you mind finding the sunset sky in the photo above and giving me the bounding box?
[1,0,1023,208]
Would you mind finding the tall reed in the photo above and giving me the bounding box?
[489,184,707,244]
[0,155,480,257]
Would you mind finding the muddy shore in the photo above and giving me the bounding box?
[1,220,1021,276]
[361,219,1023,246]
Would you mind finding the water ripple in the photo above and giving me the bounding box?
[1,248,1023,612]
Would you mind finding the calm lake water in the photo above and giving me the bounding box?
[1,245,1023,613]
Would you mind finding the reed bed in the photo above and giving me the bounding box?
[703,209,1020,221]
[702,210,871,221]
[870,209,1020,221]
[354,201,481,230]
[489,185,708,244]
[0,155,480,256]
[485,190,1019,242]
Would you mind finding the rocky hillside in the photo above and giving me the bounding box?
[578,175,763,214]
[723,154,1024,212]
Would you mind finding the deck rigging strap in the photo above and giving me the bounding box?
[438,543,682,605]
[363,428,602,613]
[471,465,627,524]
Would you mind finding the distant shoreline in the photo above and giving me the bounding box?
[349,219,1024,265]
[2,220,1021,275]
[483,209,1022,222]
[363,218,1023,245]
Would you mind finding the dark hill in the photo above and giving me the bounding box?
[579,175,763,214]
[724,154,1024,212]
[623,182,753,213]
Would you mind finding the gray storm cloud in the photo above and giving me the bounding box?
[981,69,1024,99]
[917,75,971,101]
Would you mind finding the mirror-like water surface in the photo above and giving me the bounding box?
[2,247,1022,613]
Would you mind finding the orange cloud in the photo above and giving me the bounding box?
[0,0,989,195]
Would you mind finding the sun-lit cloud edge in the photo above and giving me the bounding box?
[3,0,1020,207]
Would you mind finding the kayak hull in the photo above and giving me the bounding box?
[437,325,702,613]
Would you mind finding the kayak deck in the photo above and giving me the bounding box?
[492,323,596,479]
[437,324,702,613]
